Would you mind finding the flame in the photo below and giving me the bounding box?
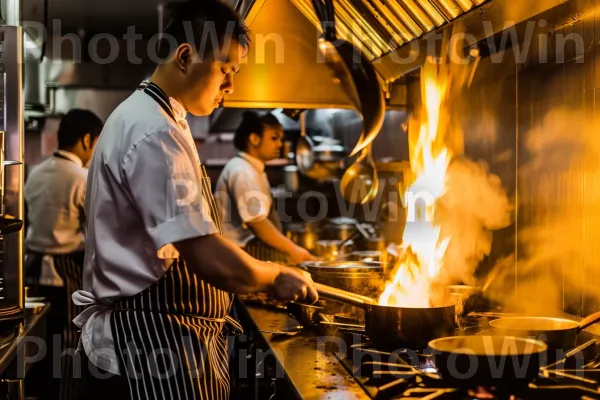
[378,58,454,307]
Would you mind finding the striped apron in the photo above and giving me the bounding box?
[243,207,290,264]
[108,81,243,400]
[225,156,291,264]
[25,251,86,400]
[25,149,90,400]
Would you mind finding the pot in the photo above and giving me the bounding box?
[298,261,384,298]
[283,222,320,251]
[489,310,600,351]
[283,165,300,192]
[312,282,456,349]
[313,240,354,261]
[323,217,358,241]
[428,336,548,387]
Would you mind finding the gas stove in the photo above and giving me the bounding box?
[315,312,600,399]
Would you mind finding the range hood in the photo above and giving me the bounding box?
[27,0,592,109]
[221,0,356,108]
[226,0,579,109]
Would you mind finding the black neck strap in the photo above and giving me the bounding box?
[137,80,176,122]
[53,151,77,164]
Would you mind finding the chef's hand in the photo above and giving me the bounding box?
[272,266,319,304]
[287,245,317,264]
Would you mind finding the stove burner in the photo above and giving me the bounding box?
[325,312,600,399]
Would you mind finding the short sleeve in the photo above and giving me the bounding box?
[228,168,270,224]
[122,129,218,250]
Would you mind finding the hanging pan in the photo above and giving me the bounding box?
[311,0,385,156]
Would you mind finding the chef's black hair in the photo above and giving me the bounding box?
[57,109,104,149]
[156,0,251,61]
[234,111,281,151]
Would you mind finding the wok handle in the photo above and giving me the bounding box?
[313,282,376,308]
[578,310,600,331]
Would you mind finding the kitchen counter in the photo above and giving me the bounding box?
[0,303,49,378]
[233,299,368,400]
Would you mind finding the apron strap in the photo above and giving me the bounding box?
[137,80,177,122]
[224,315,244,336]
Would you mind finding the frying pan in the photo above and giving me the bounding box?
[489,310,600,350]
[313,282,456,349]
[311,0,385,157]
[428,336,548,387]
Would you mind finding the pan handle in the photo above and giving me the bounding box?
[310,0,326,27]
[313,282,377,308]
[578,310,600,331]
[322,0,336,41]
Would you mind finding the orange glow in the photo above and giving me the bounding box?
[378,58,453,307]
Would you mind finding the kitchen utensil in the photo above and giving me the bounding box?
[345,250,383,263]
[314,229,360,260]
[283,222,320,251]
[284,165,300,192]
[287,301,324,327]
[312,282,456,349]
[295,111,315,174]
[340,143,379,204]
[428,336,548,387]
[260,325,304,336]
[311,0,385,157]
[314,240,348,261]
[295,112,345,181]
[298,261,385,297]
[322,217,358,241]
[489,310,600,350]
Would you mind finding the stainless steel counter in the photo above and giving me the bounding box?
[233,299,368,400]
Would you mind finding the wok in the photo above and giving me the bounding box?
[313,282,456,349]
[428,336,548,387]
[489,310,600,350]
[311,0,384,157]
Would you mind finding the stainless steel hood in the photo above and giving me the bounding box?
[221,0,356,108]
[289,0,488,61]
[24,0,590,109]
[224,0,491,108]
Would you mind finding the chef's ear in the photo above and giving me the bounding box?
[82,133,92,151]
[175,44,193,71]
[249,132,261,147]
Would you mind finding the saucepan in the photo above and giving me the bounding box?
[489,310,600,350]
[312,282,456,349]
[428,335,548,387]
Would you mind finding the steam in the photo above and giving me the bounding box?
[464,105,600,316]
[435,157,512,286]
[509,107,600,315]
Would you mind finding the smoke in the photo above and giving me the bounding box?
[435,157,512,286]
[478,106,600,316]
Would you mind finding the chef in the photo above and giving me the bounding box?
[215,111,316,264]
[24,108,103,400]
[72,1,318,399]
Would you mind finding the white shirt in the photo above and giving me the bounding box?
[25,150,87,286]
[214,152,272,247]
[72,89,218,375]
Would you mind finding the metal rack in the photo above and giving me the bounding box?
[0,25,25,321]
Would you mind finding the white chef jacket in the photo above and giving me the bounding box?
[72,88,218,374]
[214,152,272,247]
[24,149,87,286]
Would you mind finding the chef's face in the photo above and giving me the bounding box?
[179,39,242,116]
[251,125,283,161]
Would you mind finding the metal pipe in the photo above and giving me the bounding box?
[5,0,21,26]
